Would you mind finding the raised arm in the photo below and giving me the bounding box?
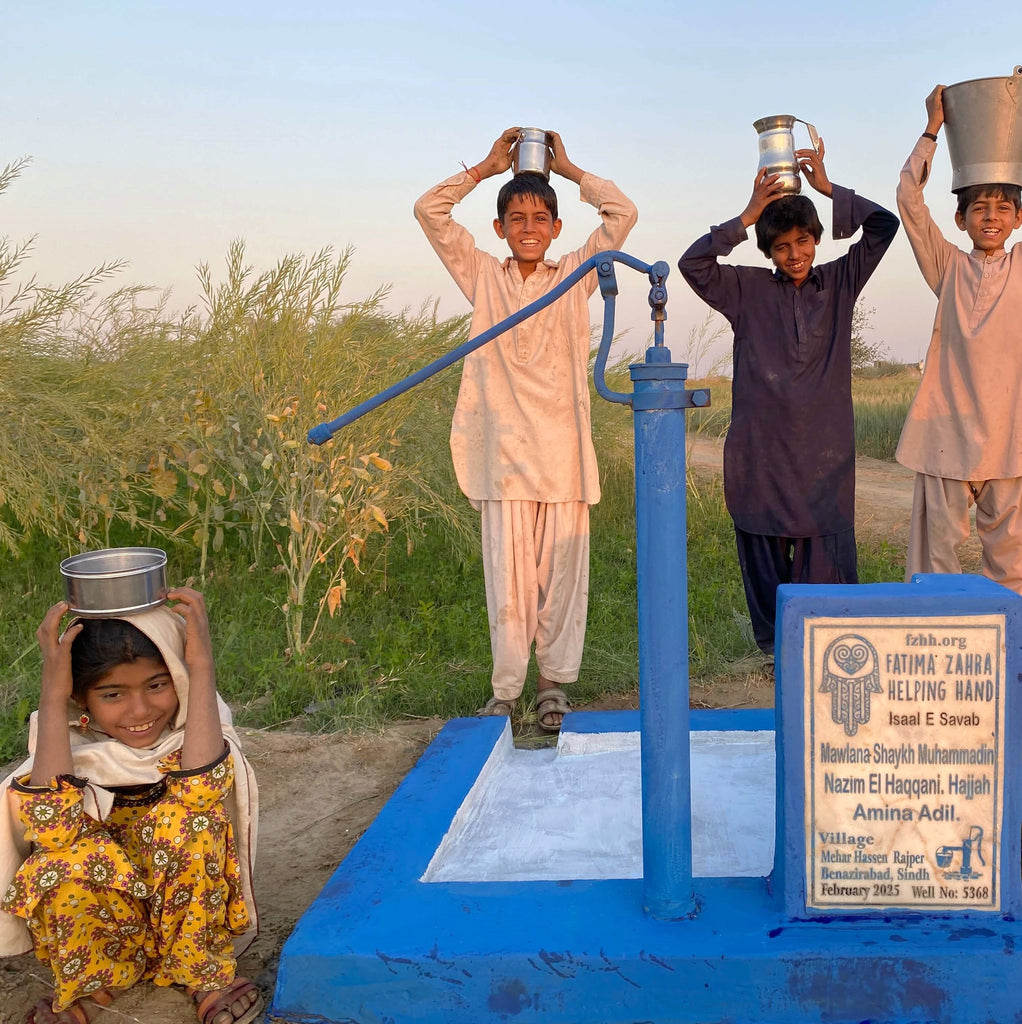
[549,130,584,187]
[549,132,637,279]
[829,182,900,295]
[413,128,520,300]
[678,170,784,322]
[29,603,82,786]
[896,86,955,294]
[173,588,225,770]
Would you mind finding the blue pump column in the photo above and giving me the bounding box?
[310,250,710,921]
[592,257,709,920]
[631,351,707,919]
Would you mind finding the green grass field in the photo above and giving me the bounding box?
[0,197,919,761]
[0,365,913,764]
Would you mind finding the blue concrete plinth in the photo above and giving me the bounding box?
[270,709,1022,1024]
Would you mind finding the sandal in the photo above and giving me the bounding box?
[536,687,571,733]
[476,696,515,717]
[189,979,264,1024]
[27,989,115,1024]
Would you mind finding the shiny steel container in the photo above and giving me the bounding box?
[60,547,168,617]
[753,115,820,195]
[943,66,1022,191]
[513,127,552,179]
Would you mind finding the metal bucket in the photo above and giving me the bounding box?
[60,547,168,617]
[753,115,820,195]
[512,127,552,179]
[943,66,1022,191]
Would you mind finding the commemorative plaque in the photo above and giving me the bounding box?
[804,616,1005,912]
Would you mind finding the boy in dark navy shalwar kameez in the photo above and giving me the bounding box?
[679,140,898,657]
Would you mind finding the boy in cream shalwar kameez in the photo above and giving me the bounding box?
[414,128,637,729]
[896,86,1022,591]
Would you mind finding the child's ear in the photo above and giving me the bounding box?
[493,218,507,240]
[954,210,967,231]
[1014,208,1022,230]
[552,218,563,239]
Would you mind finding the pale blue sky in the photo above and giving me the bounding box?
[4,2,1021,364]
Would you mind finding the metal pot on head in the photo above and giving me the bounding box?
[753,115,821,195]
[943,66,1022,192]
[512,128,553,179]
[60,547,169,617]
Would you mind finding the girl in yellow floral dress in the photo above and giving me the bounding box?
[0,589,260,1024]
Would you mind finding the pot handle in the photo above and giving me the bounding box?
[795,119,821,153]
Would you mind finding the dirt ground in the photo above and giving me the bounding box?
[0,440,969,1023]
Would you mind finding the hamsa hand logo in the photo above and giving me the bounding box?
[819,634,881,737]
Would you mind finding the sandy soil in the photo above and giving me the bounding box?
[1,441,971,1023]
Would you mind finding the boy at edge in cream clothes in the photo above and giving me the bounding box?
[896,86,1022,592]
[414,128,637,731]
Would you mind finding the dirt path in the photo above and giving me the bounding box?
[687,434,917,548]
[686,434,981,569]
[0,445,964,1023]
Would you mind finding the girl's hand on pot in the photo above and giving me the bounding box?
[37,602,80,706]
[168,587,215,686]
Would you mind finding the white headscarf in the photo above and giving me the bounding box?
[0,605,259,956]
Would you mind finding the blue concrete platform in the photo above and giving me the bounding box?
[269,708,1022,1024]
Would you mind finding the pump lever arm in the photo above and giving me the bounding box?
[308,250,655,443]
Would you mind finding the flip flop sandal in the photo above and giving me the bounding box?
[190,979,265,1024]
[27,989,115,1024]
[536,687,571,733]
[476,696,515,717]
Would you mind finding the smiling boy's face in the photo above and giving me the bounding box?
[768,225,817,286]
[955,192,1022,254]
[494,194,561,272]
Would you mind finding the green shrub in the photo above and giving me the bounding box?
[0,169,921,760]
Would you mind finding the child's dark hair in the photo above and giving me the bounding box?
[70,618,166,702]
[754,195,825,256]
[497,172,558,223]
[955,183,1022,217]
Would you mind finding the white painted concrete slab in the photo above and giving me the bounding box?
[423,725,775,882]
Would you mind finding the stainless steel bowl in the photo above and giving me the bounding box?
[60,547,169,617]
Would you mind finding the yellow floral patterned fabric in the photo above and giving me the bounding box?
[1,749,249,1011]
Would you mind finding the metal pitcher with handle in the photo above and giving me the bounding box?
[753,115,821,195]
